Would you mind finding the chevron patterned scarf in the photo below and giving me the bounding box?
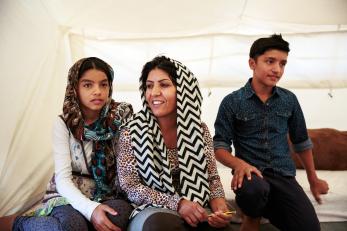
[126,57,210,214]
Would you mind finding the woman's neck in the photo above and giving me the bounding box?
[158,115,177,149]
[158,114,176,131]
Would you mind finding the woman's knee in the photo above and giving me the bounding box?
[142,212,187,231]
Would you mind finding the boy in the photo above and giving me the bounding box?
[213,34,329,231]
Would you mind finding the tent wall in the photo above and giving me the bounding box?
[70,32,347,91]
[0,0,69,215]
[1,0,347,215]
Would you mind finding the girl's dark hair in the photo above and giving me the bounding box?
[249,34,290,60]
[140,56,177,91]
[78,57,114,84]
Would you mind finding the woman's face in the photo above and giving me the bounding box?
[77,69,110,118]
[145,68,177,120]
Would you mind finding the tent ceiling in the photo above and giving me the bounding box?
[43,0,347,38]
[34,0,347,89]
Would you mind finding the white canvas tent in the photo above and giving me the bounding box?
[1,0,347,216]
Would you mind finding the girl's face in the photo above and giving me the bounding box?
[145,68,177,120]
[77,69,110,119]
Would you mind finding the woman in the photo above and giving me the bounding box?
[11,57,133,230]
[117,56,233,231]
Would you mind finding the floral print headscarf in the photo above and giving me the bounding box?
[62,57,133,201]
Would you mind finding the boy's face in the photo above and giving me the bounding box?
[249,49,288,88]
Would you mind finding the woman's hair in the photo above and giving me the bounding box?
[249,34,290,60]
[140,56,177,91]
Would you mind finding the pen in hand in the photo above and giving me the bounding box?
[208,210,236,217]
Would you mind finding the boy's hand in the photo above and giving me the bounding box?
[232,159,262,190]
[309,177,329,204]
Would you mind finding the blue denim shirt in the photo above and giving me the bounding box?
[213,78,312,176]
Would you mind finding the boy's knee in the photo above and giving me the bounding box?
[235,175,270,200]
[235,175,270,217]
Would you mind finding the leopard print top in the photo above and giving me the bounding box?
[117,122,225,211]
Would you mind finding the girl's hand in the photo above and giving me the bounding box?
[91,204,121,231]
[177,199,208,227]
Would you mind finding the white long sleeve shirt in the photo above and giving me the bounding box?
[53,117,100,221]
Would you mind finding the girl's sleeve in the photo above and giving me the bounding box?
[202,123,226,199]
[53,117,100,221]
[116,128,182,211]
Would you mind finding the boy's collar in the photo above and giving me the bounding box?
[245,78,280,99]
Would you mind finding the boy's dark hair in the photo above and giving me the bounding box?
[249,34,290,59]
[140,56,177,91]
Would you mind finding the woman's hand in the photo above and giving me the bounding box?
[177,199,208,227]
[91,204,121,231]
[208,198,233,228]
[208,211,233,228]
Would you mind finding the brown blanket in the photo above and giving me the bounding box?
[291,128,347,170]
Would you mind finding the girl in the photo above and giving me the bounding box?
[11,57,133,231]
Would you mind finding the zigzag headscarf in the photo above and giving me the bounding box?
[125,56,210,214]
[62,57,132,202]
